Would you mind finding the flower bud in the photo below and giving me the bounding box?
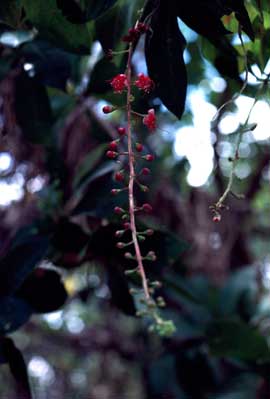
[102,105,114,114]
[145,154,154,162]
[146,251,157,261]
[136,143,143,152]
[106,150,118,159]
[142,167,150,175]
[114,206,124,214]
[109,141,118,150]
[142,203,153,213]
[117,127,126,136]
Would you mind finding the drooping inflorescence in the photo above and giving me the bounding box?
[102,21,176,337]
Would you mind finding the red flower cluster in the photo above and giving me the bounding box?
[143,109,156,131]
[110,74,127,93]
[122,23,149,43]
[135,73,154,93]
[136,22,149,33]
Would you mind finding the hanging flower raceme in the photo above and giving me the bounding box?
[110,74,128,93]
[143,109,156,131]
[135,73,154,93]
[101,21,176,337]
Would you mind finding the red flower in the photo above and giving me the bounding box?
[122,28,140,43]
[136,23,149,33]
[110,74,127,93]
[122,24,149,42]
[143,109,156,131]
[134,73,154,93]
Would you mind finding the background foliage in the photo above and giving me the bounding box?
[0,0,270,397]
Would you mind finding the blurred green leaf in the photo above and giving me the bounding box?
[0,297,33,334]
[15,72,53,144]
[56,0,118,23]
[207,319,270,361]
[0,234,49,298]
[72,143,108,189]
[165,276,202,305]
[22,0,94,54]
[2,338,32,398]
[0,0,22,28]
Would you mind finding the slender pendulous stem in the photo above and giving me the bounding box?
[126,42,150,301]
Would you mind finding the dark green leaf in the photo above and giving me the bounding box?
[200,36,242,82]
[261,29,270,70]
[52,218,89,252]
[0,54,15,81]
[22,0,93,54]
[56,0,118,23]
[87,57,120,95]
[145,2,187,119]
[229,0,255,41]
[83,0,119,20]
[56,0,88,24]
[2,337,32,399]
[17,268,68,313]
[0,234,49,298]
[20,40,75,90]
[0,0,23,28]
[148,354,184,398]
[95,0,139,57]
[207,319,270,362]
[15,72,53,144]
[217,267,257,320]
[0,297,33,334]
[177,1,229,41]
[164,276,202,305]
[107,264,136,316]
[175,349,219,397]
[176,0,254,42]
[72,143,108,189]
[71,163,125,218]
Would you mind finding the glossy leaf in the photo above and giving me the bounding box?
[176,0,254,42]
[145,2,187,119]
[177,1,229,42]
